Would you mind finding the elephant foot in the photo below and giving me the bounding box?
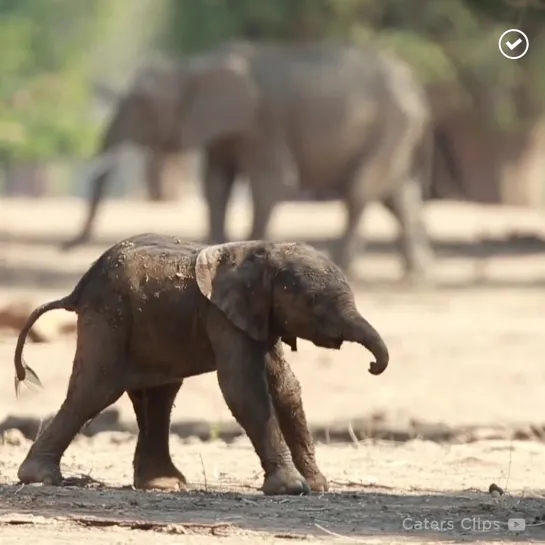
[133,460,188,491]
[134,475,187,491]
[401,267,434,289]
[18,454,63,485]
[59,234,89,252]
[262,467,310,496]
[303,470,329,492]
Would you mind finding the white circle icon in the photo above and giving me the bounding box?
[498,29,529,59]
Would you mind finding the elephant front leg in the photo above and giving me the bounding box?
[213,334,309,495]
[128,382,187,491]
[330,191,367,275]
[244,136,297,241]
[383,178,434,285]
[248,177,277,241]
[202,152,236,244]
[266,345,328,492]
[144,151,166,202]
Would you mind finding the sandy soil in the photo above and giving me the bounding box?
[1,194,545,543]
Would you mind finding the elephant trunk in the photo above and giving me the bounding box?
[61,104,133,250]
[99,96,163,201]
[99,91,141,150]
[342,307,389,376]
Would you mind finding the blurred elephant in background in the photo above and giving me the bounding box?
[63,41,433,281]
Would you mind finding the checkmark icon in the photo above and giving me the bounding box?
[505,37,522,50]
[499,29,529,59]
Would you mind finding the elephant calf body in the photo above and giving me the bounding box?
[15,234,389,495]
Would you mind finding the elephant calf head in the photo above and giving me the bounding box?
[195,241,389,375]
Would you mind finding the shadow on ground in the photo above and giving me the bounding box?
[3,409,545,445]
[0,483,543,541]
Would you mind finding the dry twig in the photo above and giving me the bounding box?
[315,522,361,542]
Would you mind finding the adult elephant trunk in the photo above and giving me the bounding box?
[60,151,117,251]
[60,152,118,251]
[61,98,146,251]
[341,306,390,376]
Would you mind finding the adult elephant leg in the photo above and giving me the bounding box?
[266,344,328,492]
[128,381,186,490]
[203,151,237,244]
[330,185,367,275]
[243,131,297,241]
[383,178,433,284]
[331,111,419,276]
[144,151,166,202]
[247,176,277,241]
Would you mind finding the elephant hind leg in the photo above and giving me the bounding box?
[248,182,277,241]
[383,178,433,284]
[266,345,328,492]
[17,311,126,485]
[330,132,395,274]
[330,185,367,275]
[144,151,166,202]
[128,381,187,491]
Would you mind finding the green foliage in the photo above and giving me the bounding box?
[160,0,545,131]
[0,0,111,164]
[3,0,543,165]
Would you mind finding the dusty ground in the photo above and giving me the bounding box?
[1,194,545,543]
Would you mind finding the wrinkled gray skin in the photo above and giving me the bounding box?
[62,42,433,280]
[15,235,389,495]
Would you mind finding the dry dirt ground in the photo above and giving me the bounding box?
[1,194,545,544]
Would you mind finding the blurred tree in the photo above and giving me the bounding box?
[85,0,168,88]
[0,0,114,165]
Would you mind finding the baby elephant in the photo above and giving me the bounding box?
[14,235,389,495]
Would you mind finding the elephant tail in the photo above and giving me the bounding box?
[14,295,77,396]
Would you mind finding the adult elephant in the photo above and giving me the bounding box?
[63,41,433,282]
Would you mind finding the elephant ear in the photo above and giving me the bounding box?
[180,55,260,148]
[132,60,183,110]
[195,242,270,341]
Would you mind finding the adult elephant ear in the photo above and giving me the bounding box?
[180,54,260,148]
[195,242,271,342]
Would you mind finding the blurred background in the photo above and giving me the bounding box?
[1,0,545,440]
[0,0,545,205]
